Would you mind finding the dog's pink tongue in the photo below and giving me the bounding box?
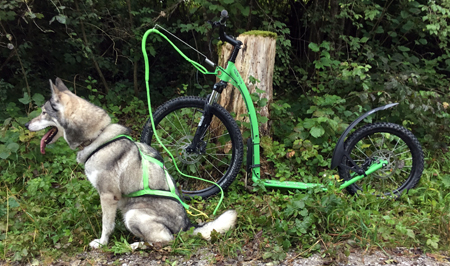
[40,129,54,154]
[40,138,47,155]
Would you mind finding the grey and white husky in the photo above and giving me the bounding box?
[25,78,237,249]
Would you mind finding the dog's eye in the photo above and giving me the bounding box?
[50,103,58,112]
[42,111,46,115]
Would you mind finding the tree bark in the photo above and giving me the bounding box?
[217,32,276,137]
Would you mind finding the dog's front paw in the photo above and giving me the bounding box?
[77,149,93,164]
[76,151,86,164]
[130,241,152,251]
[89,239,105,249]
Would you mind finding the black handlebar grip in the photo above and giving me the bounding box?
[219,10,228,24]
[221,10,228,18]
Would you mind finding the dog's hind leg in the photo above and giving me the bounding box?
[124,210,174,249]
[90,193,120,248]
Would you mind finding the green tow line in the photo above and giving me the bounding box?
[141,28,224,215]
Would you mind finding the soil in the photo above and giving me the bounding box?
[6,247,449,266]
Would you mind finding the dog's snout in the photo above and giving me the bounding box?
[25,122,29,129]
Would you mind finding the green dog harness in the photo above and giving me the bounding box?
[85,134,189,209]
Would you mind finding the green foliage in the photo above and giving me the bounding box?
[1,0,450,263]
[218,160,450,261]
[0,118,99,261]
[107,236,133,255]
[1,0,448,147]
[1,87,450,264]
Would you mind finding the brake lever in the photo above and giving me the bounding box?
[211,21,222,28]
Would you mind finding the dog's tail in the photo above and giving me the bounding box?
[193,210,237,240]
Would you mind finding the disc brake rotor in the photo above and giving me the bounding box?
[372,149,399,179]
[176,135,202,165]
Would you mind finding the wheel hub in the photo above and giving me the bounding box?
[176,135,202,164]
[372,149,399,179]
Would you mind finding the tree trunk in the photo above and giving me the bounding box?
[217,32,276,137]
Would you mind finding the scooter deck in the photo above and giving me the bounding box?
[263,179,327,190]
[262,160,387,191]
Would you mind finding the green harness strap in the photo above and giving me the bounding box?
[113,135,189,209]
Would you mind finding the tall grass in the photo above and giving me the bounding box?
[1,103,449,263]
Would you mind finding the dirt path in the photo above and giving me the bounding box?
[22,247,449,266]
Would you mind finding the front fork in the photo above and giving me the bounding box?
[186,89,222,154]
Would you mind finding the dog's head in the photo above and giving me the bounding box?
[25,78,111,154]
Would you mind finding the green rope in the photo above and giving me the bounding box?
[141,28,224,215]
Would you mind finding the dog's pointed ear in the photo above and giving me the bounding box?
[49,79,59,96]
[55,77,69,91]
[50,78,70,103]
[50,78,69,94]
[49,79,59,100]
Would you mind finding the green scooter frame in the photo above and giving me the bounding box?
[141,27,392,192]
[213,55,392,191]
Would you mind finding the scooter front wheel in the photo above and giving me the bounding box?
[140,96,244,199]
[338,122,424,197]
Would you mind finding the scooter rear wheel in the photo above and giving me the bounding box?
[338,122,424,196]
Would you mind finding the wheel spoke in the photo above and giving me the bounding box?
[204,153,231,167]
[199,164,217,184]
[354,145,371,160]
[394,150,412,157]
[386,174,401,189]
[392,137,402,153]
[203,155,225,177]
[169,112,189,137]
[367,134,381,153]
[205,143,233,151]
[156,126,178,144]
[208,132,231,141]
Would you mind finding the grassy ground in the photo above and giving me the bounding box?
[1,108,449,264]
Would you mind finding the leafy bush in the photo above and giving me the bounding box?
[1,0,450,263]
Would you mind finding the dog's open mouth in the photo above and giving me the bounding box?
[40,127,58,154]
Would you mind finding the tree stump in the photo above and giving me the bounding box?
[217,31,277,137]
